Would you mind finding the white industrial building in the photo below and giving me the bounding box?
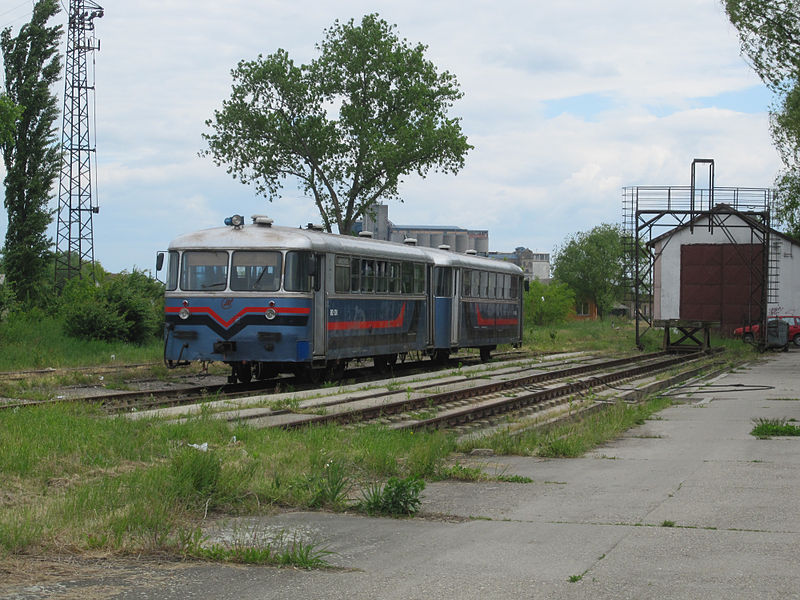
[651,206,800,333]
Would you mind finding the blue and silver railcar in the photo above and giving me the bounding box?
[423,248,524,362]
[161,215,524,382]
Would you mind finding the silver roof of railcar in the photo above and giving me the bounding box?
[168,221,523,275]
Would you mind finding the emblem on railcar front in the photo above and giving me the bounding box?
[221,298,234,309]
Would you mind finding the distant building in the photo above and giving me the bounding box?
[356,205,550,281]
[488,247,550,282]
[571,298,598,321]
[357,204,489,254]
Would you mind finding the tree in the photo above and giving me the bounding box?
[203,14,471,234]
[724,0,800,238]
[0,94,22,147]
[551,223,626,319]
[1,0,62,304]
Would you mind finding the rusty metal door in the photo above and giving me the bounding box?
[680,244,763,334]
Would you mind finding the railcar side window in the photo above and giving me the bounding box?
[285,251,313,292]
[351,258,360,292]
[488,272,497,299]
[376,261,388,293]
[335,256,350,293]
[361,259,375,293]
[180,251,229,291]
[511,276,519,299]
[401,262,414,293]
[230,251,281,291]
[166,251,179,291]
[434,267,452,296]
[414,263,426,294]
[389,262,401,293]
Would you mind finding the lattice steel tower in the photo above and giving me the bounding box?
[55,0,103,287]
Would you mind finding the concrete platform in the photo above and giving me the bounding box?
[3,351,799,599]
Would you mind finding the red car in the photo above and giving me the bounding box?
[734,316,800,346]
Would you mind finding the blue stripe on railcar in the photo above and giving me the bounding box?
[164,296,313,363]
[326,297,427,359]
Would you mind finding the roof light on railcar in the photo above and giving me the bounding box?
[224,214,244,228]
[252,215,273,227]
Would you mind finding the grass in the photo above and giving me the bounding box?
[0,403,459,557]
[750,417,800,438]
[0,315,753,565]
[0,311,162,371]
[458,396,674,457]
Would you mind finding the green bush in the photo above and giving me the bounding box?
[63,300,130,342]
[524,279,575,326]
[61,269,164,344]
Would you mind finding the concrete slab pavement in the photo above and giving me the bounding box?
[2,351,799,599]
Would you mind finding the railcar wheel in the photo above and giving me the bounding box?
[373,354,397,373]
[295,364,322,384]
[431,349,450,364]
[479,347,491,362]
[235,362,252,384]
[253,362,278,381]
[324,360,347,382]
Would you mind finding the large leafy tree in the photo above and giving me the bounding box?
[203,14,471,234]
[724,0,800,238]
[1,0,62,304]
[552,223,626,319]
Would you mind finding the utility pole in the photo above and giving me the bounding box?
[55,0,103,288]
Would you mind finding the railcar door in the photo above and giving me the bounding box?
[312,254,327,359]
[451,269,460,346]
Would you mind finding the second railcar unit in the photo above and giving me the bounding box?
[160,215,524,382]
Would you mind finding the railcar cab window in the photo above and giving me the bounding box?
[180,251,229,291]
[230,251,281,291]
[166,251,179,291]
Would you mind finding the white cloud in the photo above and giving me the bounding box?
[0,0,784,272]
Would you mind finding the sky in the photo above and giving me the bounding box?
[0,0,784,274]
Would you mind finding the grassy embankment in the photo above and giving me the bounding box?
[0,317,758,565]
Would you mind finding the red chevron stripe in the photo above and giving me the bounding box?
[165,305,310,328]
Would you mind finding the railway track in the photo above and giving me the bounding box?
[128,350,723,433]
[0,349,551,412]
[0,362,159,382]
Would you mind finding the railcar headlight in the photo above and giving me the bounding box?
[224,214,244,228]
[264,307,277,320]
[178,307,190,320]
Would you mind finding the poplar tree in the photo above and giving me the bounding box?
[1,0,62,304]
